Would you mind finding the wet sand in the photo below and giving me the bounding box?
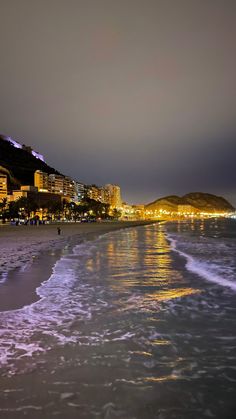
[0,221,155,311]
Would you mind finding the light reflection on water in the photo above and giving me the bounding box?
[0,223,235,419]
[101,224,198,306]
[145,287,200,302]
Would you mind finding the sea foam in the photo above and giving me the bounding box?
[167,233,236,292]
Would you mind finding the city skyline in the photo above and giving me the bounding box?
[0,1,236,205]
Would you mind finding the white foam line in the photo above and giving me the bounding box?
[0,272,8,284]
[167,234,236,292]
[0,405,43,412]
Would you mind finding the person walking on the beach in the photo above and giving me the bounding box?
[57,227,61,235]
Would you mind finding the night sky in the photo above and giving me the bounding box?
[0,0,236,205]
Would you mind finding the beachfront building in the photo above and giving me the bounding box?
[120,203,134,220]
[34,170,49,192]
[104,184,122,209]
[85,184,104,202]
[8,186,39,201]
[75,181,85,202]
[48,174,64,195]
[0,173,7,200]
[100,187,110,205]
[133,204,145,220]
[7,185,62,215]
[8,186,39,202]
[178,204,198,215]
[121,203,145,220]
[48,174,77,201]
[34,171,77,201]
[85,184,116,206]
[34,171,123,211]
[63,177,77,201]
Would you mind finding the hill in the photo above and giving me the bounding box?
[145,195,183,212]
[0,135,60,191]
[146,192,234,213]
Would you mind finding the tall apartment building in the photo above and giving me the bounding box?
[49,174,75,199]
[35,172,76,201]
[104,184,122,208]
[48,174,64,195]
[100,187,110,205]
[63,177,77,201]
[33,171,121,208]
[85,185,103,202]
[75,182,85,202]
[0,173,7,200]
[34,170,49,192]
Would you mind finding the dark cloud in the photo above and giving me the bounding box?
[0,0,236,204]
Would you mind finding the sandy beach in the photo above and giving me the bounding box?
[0,220,235,419]
[0,221,155,311]
[0,221,155,273]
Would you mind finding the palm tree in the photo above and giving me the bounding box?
[47,201,63,220]
[14,196,39,219]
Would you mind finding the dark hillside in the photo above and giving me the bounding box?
[0,136,60,190]
[183,192,234,212]
[146,192,234,212]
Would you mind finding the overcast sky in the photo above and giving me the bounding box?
[0,0,236,205]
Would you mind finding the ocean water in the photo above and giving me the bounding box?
[0,220,236,419]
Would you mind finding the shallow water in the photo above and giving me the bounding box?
[0,221,236,418]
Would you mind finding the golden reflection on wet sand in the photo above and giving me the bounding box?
[143,227,172,276]
[144,375,178,383]
[151,339,171,346]
[132,351,153,357]
[145,287,200,302]
[104,225,201,304]
[84,225,201,314]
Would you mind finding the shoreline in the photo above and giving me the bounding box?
[0,221,158,311]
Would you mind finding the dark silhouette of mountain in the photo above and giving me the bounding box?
[146,195,183,212]
[183,192,234,212]
[146,192,234,212]
[0,135,60,191]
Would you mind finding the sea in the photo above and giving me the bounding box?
[0,219,236,419]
